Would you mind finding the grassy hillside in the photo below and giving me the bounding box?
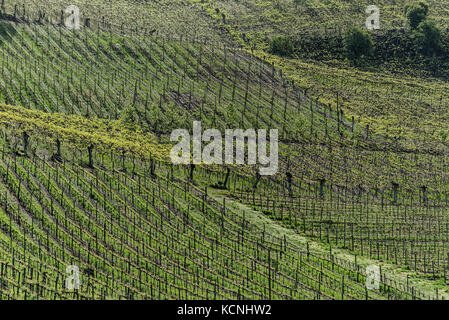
[0,103,427,300]
[191,0,449,44]
[2,0,228,42]
[0,20,342,141]
[188,0,449,157]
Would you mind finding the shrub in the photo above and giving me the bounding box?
[269,36,294,56]
[405,1,429,30]
[344,27,374,62]
[412,19,441,56]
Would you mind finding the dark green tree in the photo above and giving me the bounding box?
[405,1,429,30]
[412,19,441,56]
[120,106,139,130]
[269,36,294,57]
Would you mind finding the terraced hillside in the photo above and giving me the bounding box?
[0,19,444,198]
[191,0,449,41]
[0,0,448,301]
[7,0,449,43]
[1,104,431,300]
